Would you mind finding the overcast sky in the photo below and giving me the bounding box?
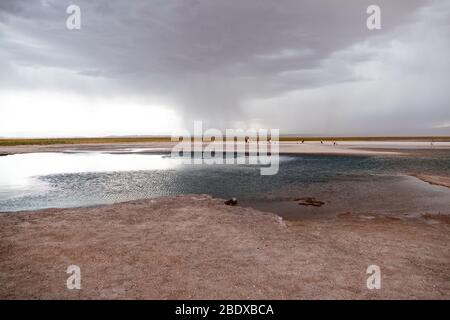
[0,0,449,137]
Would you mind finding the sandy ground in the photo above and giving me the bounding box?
[1,194,449,299]
[0,141,397,157]
[2,140,450,156]
[412,174,450,188]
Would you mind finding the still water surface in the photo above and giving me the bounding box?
[0,150,449,217]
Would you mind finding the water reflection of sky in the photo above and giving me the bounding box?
[0,151,449,214]
[0,153,182,191]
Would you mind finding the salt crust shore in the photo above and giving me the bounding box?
[412,174,450,188]
[2,140,450,156]
[1,195,449,299]
[1,140,443,156]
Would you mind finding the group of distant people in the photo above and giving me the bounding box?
[296,139,436,148]
[298,139,338,146]
[244,137,275,144]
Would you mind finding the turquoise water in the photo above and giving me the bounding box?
[0,150,449,216]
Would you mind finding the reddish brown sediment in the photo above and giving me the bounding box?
[0,195,449,299]
[411,174,450,188]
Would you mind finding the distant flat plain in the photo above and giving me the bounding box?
[1,136,449,157]
[1,136,449,146]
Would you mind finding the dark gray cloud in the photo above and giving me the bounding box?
[0,0,449,136]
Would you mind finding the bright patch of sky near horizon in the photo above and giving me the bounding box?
[0,0,449,137]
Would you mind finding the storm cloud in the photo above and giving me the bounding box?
[0,0,449,136]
